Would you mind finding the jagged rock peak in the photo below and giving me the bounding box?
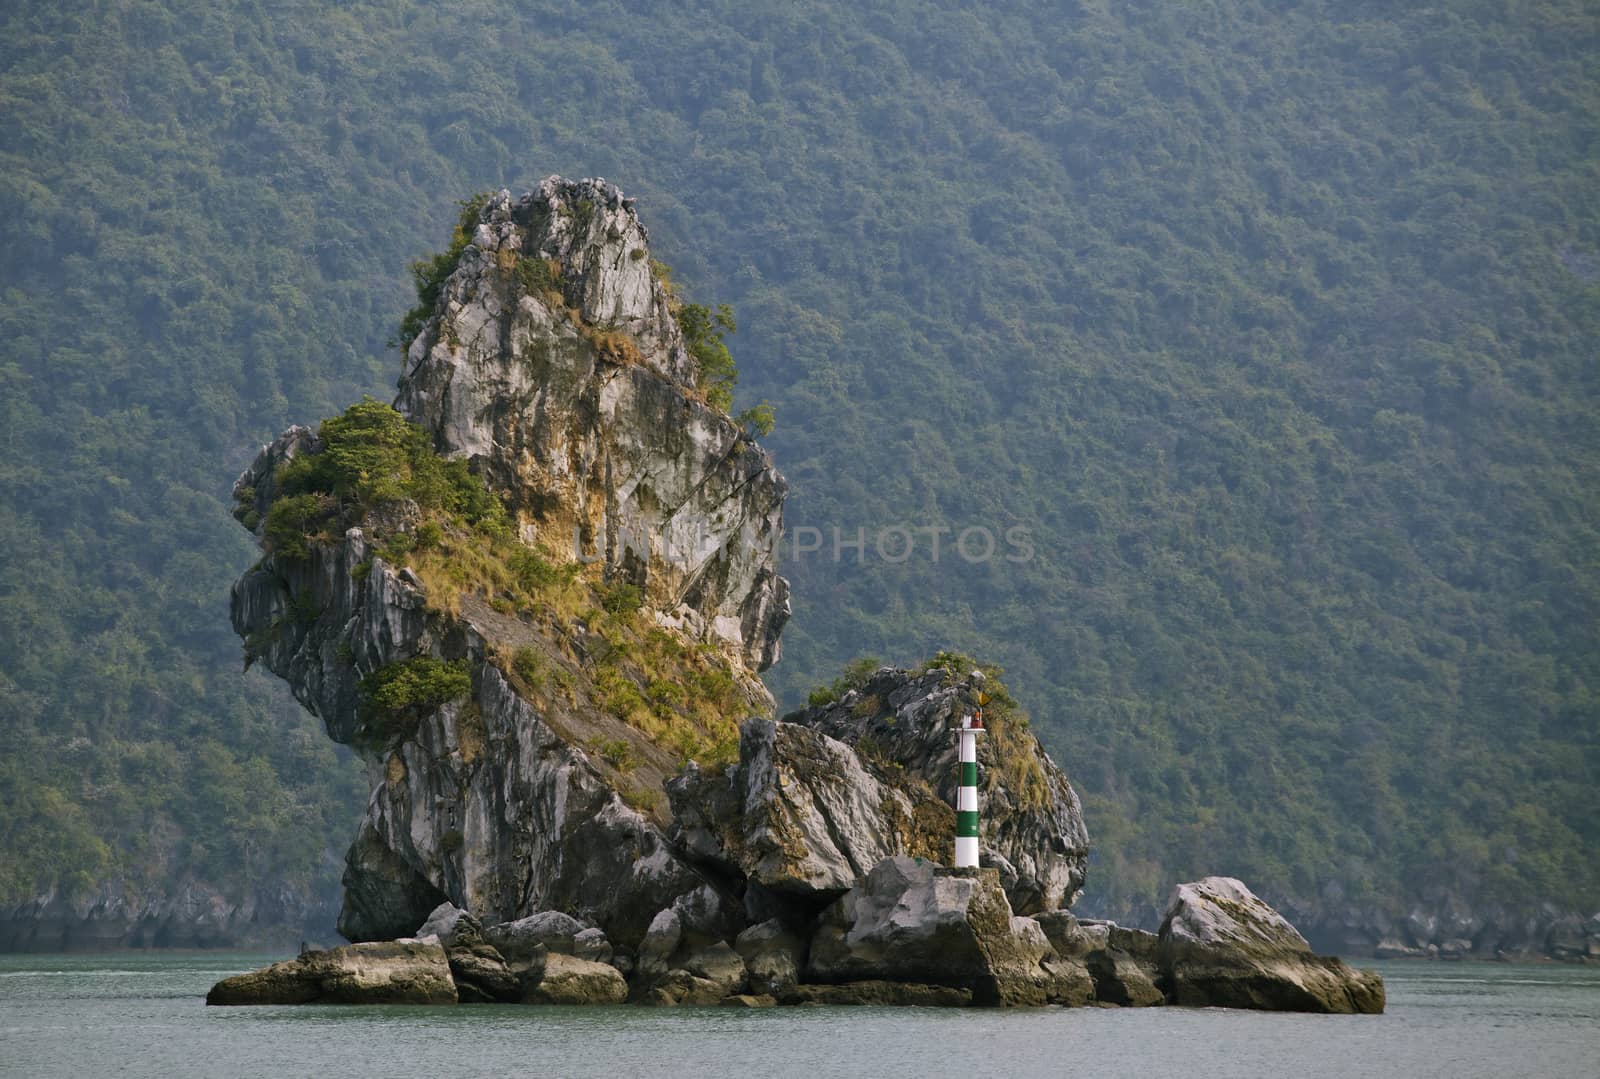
[395,176,788,671]
[678,660,1093,915]
[785,663,1091,912]
[410,178,691,386]
[227,175,793,950]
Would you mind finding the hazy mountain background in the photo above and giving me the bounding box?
[2,0,1595,933]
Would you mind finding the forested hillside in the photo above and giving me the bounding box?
[2,0,1595,934]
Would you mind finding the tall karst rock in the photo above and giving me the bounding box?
[229,178,1088,957]
[396,179,788,671]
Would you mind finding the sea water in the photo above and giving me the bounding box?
[1,952,1596,1078]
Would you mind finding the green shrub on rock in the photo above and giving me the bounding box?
[360,657,472,741]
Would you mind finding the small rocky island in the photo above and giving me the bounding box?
[213,177,1382,1013]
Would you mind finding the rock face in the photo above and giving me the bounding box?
[524,953,629,1005]
[782,666,1090,914]
[1037,914,1161,1007]
[485,910,590,956]
[667,719,925,898]
[205,940,457,1006]
[735,919,804,996]
[1157,877,1385,1014]
[806,856,1079,1006]
[230,178,789,952]
[217,176,1395,1015]
[395,178,788,671]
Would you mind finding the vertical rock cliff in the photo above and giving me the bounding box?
[232,178,788,946]
[397,179,788,671]
[229,178,1090,966]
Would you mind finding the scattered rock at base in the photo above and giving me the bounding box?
[415,902,519,1002]
[573,927,614,964]
[735,919,805,996]
[486,911,590,958]
[640,940,750,1005]
[1039,916,1164,1007]
[205,940,457,1005]
[681,941,748,995]
[1157,877,1385,1014]
[642,970,730,1006]
[446,941,521,1003]
[806,856,1075,1006]
[636,907,683,984]
[636,885,744,986]
[721,993,778,1008]
[523,952,628,1005]
[417,902,485,948]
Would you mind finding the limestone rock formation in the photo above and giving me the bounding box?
[395,179,788,671]
[734,919,804,996]
[232,461,739,948]
[784,666,1089,914]
[216,175,1393,1016]
[524,953,629,1005]
[485,910,590,957]
[667,719,922,897]
[411,903,520,1002]
[666,666,1091,924]
[806,856,1080,1006]
[1157,877,1385,1014]
[231,178,787,953]
[205,940,457,1006]
[1036,914,1163,1007]
[416,901,484,947]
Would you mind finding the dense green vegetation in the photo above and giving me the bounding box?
[1,0,1595,928]
[251,395,765,772]
[677,301,741,411]
[398,194,492,351]
[360,658,472,744]
[261,397,507,548]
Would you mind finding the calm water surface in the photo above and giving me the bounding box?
[1,952,1595,1078]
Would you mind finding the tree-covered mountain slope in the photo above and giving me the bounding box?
[1,0,1595,943]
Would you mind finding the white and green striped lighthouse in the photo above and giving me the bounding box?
[954,708,984,867]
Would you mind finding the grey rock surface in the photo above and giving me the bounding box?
[1157,877,1385,1014]
[635,885,744,992]
[680,941,747,995]
[636,907,683,984]
[668,719,919,897]
[205,940,457,1006]
[416,902,483,947]
[486,911,589,959]
[572,927,614,963]
[806,856,1075,1006]
[783,666,1089,914]
[735,919,805,995]
[523,952,629,1005]
[445,941,521,1003]
[394,179,789,671]
[229,178,788,955]
[1033,913,1155,1006]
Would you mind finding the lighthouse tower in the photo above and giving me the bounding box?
[954,709,984,868]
